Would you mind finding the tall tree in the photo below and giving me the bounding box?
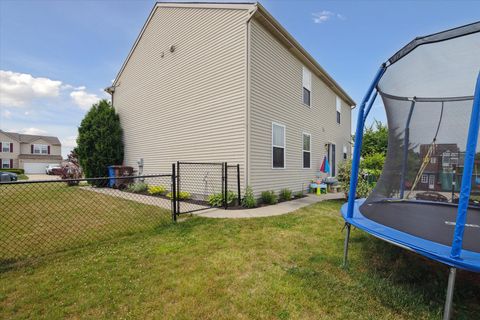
[77,100,124,181]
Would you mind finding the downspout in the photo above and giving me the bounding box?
[244,5,258,192]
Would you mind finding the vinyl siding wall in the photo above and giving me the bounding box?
[0,132,20,168]
[113,6,248,183]
[248,18,352,195]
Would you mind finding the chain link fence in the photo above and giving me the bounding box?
[0,175,173,262]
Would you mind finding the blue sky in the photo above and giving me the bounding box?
[1,0,479,156]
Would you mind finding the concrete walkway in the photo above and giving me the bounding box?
[195,193,345,219]
[81,186,172,210]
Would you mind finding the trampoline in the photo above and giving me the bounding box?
[341,21,480,320]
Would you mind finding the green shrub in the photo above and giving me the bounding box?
[127,182,148,193]
[279,188,292,201]
[338,160,374,199]
[0,168,25,174]
[261,190,278,205]
[242,185,257,208]
[148,185,167,195]
[294,191,304,198]
[166,191,191,200]
[208,191,237,207]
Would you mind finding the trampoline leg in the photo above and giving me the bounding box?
[342,223,351,268]
[443,267,457,320]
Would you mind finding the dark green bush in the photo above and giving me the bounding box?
[261,190,278,205]
[279,188,292,201]
[242,186,257,208]
[0,168,24,174]
[77,99,124,184]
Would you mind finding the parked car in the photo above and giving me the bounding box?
[46,164,62,175]
[0,172,18,182]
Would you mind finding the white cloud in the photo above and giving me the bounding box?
[18,127,48,135]
[61,135,77,149]
[1,109,12,119]
[0,70,62,107]
[70,88,100,110]
[312,10,346,24]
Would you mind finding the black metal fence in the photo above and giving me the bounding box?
[1,162,242,262]
[172,162,241,219]
[0,175,173,262]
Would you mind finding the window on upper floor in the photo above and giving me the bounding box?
[272,123,285,169]
[303,133,311,169]
[302,67,311,106]
[1,142,10,153]
[33,144,49,155]
[336,96,341,124]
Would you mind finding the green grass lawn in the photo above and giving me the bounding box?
[1,199,478,319]
[0,183,171,260]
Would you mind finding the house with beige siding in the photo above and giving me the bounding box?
[0,130,62,174]
[107,1,355,195]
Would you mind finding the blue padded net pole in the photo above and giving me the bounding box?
[450,71,480,259]
[346,65,386,218]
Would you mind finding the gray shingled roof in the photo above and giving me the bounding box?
[0,130,61,146]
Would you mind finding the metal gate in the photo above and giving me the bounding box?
[172,162,240,220]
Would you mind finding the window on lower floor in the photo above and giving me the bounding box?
[421,174,428,183]
[303,133,311,169]
[272,123,285,168]
[2,159,11,169]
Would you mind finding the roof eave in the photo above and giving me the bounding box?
[254,3,355,107]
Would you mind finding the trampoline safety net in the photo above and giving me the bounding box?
[359,22,480,251]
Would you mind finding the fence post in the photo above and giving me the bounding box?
[224,162,228,210]
[237,164,241,206]
[176,161,180,215]
[171,163,177,222]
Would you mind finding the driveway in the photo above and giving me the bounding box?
[26,174,61,181]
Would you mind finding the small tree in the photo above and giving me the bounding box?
[76,100,123,183]
[355,120,388,157]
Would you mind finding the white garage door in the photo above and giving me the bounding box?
[24,163,49,174]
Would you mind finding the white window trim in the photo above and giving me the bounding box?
[302,132,311,169]
[272,122,286,169]
[33,144,49,155]
[336,96,342,125]
[302,66,312,107]
[1,159,11,169]
[2,142,11,153]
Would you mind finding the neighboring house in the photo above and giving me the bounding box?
[0,130,62,174]
[418,143,460,191]
[107,2,355,195]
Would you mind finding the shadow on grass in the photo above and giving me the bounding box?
[358,236,480,318]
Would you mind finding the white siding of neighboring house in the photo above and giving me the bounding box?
[248,18,352,195]
[0,132,20,168]
[19,139,61,156]
[113,6,248,185]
